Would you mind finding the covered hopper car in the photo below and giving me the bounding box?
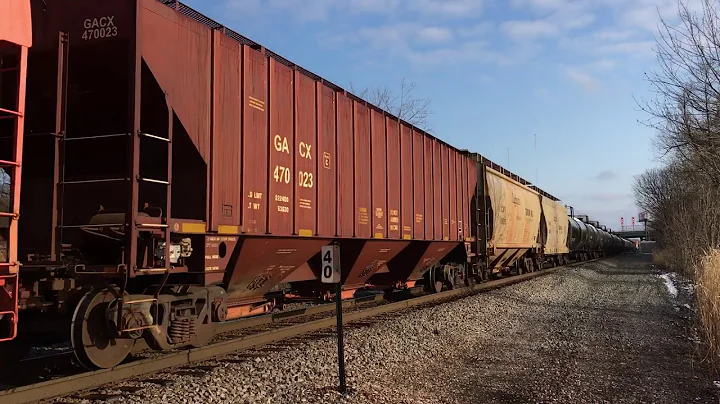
[0,0,635,369]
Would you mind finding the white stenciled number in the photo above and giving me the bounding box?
[298,171,313,188]
[274,165,290,184]
[81,26,118,40]
[82,16,118,40]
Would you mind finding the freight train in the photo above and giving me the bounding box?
[0,0,635,370]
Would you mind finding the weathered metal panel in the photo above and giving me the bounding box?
[467,158,478,241]
[541,197,558,255]
[441,145,450,240]
[336,93,354,238]
[210,32,241,231]
[449,149,458,240]
[294,71,317,237]
[371,109,387,239]
[28,0,134,50]
[140,1,211,161]
[461,154,469,239]
[485,166,541,249]
[225,238,328,300]
[406,241,458,281]
[268,59,293,236]
[386,117,401,240]
[399,123,413,240]
[340,240,410,290]
[424,136,434,239]
[433,141,442,240]
[555,201,570,254]
[2,0,32,47]
[353,102,371,238]
[412,130,424,239]
[317,83,336,237]
[241,46,268,234]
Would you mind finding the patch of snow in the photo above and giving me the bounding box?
[713,380,720,388]
[658,273,678,298]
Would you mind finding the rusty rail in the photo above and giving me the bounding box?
[0,260,593,404]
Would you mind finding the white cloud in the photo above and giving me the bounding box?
[224,0,484,22]
[347,0,400,13]
[589,59,616,70]
[595,40,655,56]
[593,29,638,41]
[416,27,453,43]
[232,0,700,71]
[564,67,601,92]
[336,19,539,67]
[500,0,595,42]
[501,20,559,40]
[408,0,484,17]
[457,22,494,38]
[405,40,542,67]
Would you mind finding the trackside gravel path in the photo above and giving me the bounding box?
[51,255,717,404]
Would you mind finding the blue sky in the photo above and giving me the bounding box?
[185,0,685,231]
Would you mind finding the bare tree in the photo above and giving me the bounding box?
[634,0,720,372]
[638,0,720,183]
[349,78,433,131]
[633,160,720,274]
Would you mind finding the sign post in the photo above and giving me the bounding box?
[321,244,345,393]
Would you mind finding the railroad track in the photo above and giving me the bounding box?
[0,260,593,404]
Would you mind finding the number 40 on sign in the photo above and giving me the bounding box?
[321,245,341,283]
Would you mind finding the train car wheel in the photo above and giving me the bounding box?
[71,288,134,370]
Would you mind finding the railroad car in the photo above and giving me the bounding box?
[0,0,635,370]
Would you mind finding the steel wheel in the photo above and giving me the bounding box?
[71,288,134,370]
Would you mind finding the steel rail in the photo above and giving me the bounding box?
[15,292,395,364]
[0,260,592,404]
[124,292,394,354]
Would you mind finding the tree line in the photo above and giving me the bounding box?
[634,0,720,373]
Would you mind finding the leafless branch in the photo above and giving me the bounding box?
[349,78,433,131]
[638,0,720,183]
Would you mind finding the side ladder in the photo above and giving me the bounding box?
[0,40,29,342]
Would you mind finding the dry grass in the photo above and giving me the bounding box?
[652,249,672,268]
[652,247,720,373]
[696,249,720,373]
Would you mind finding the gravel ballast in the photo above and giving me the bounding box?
[53,255,717,403]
